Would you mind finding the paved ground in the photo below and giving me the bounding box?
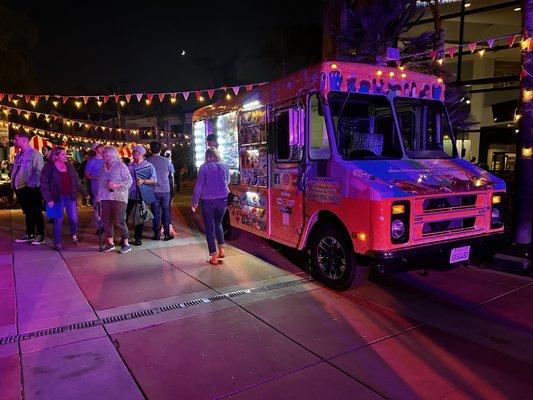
[1,183,532,400]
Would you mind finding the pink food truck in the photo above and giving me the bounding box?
[192,61,506,290]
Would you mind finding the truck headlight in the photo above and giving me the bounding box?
[391,219,405,239]
[390,201,410,244]
[491,193,504,229]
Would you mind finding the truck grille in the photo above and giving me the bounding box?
[413,193,486,242]
[422,195,477,212]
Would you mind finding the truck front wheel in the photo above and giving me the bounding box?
[309,224,368,290]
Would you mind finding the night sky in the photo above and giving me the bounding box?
[2,0,323,95]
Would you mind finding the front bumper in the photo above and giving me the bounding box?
[363,232,507,273]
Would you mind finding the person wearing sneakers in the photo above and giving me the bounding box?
[40,147,87,250]
[85,143,105,234]
[147,141,174,241]
[191,147,229,265]
[127,146,157,246]
[160,148,177,236]
[97,146,133,254]
[11,132,46,245]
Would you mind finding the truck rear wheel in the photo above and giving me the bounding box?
[309,223,368,290]
[222,210,241,241]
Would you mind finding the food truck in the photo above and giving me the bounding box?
[192,61,506,290]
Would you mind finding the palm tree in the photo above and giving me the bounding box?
[325,0,471,131]
[514,0,533,248]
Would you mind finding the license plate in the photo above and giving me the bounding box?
[450,246,470,264]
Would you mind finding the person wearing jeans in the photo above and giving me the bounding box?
[147,141,174,241]
[40,147,87,250]
[11,132,45,245]
[97,146,133,254]
[191,147,229,265]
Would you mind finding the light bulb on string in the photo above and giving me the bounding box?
[97,100,103,107]
[52,101,59,107]
[479,48,485,57]
[75,101,82,109]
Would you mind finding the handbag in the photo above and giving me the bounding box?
[46,202,62,219]
[132,200,153,225]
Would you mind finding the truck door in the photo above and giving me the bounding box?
[270,104,305,246]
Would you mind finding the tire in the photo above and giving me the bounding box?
[222,210,241,241]
[309,223,368,290]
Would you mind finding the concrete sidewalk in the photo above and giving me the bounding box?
[1,191,532,399]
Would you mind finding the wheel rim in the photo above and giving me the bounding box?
[316,236,346,280]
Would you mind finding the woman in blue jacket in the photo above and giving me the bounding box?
[191,147,229,265]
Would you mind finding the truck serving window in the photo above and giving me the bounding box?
[394,98,456,159]
[328,92,402,160]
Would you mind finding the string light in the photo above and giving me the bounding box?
[145,99,152,105]
[97,100,103,107]
[479,49,485,57]
[52,101,59,107]
[198,95,205,102]
[120,100,126,107]
[225,93,232,100]
[74,101,82,109]
[30,100,38,107]
[170,97,177,104]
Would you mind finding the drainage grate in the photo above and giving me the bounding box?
[0,277,310,346]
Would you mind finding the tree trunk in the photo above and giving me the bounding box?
[514,0,533,245]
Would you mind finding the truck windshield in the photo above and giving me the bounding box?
[328,92,402,160]
[394,98,456,159]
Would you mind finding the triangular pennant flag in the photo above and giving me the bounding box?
[83,96,89,104]
[171,92,177,99]
[232,86,240,95]
[182,92,189,101]
[245,84,253,91]
[17,109,22,115]
[125,94,132,102]
[429,50,437,60]
[207,89,215,99]
[468,42,477,53]
[147,94,153,101]
[447,46,457,57]
[520,68,527,79]
[62,96,69,104]
[507,34,517,47]
[7,95,12,101]
[25,95,31,103]
[103,96,110,103]
[136,93,143,102]
[158,93,166,102]
[114,95,120,103]
[194,91,201,99]
[0,94,4,101]
[44,95,49,100]
[486,38,495,49]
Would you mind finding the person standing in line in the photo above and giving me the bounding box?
[147,141,174,241]
[206,133,218,149]
[161,148,177,236]
[191,147,229,265]
[40,147,87,250]
[41,145,52,162]
[127,146,157,246]
[97,146,133,254]
[11,132,45,244]
[85,143,105,233]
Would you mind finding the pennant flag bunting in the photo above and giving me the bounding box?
[232,86,240,95]
[194,90,201,99]
[429,50,437,60]
[207,89,215,99]
[135,93,143,102]
[182,92,189,101]
[447,47,457,57]
[507,34,517,47]
[7,95,12,101]
[147,94,153,101]
[125,94,132,102]
[245,85,253,91]
[83,96,89,104]
[103,96,110,103]
[486,38,496,48]
[62,96,69,104]
[114,95,120,103]
[468,42,477,53]
[0,94,4,101]
[158,93,166,102]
